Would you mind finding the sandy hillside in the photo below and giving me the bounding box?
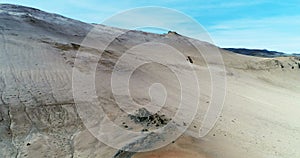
[0,4,299,158]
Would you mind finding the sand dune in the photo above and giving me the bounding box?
[0,4,299,158]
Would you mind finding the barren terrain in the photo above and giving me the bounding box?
[0,4,299,158]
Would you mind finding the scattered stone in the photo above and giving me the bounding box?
[129,108,151,123]
[128,108,170,128]
[167,31,180,36]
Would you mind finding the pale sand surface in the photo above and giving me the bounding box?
[0,4,300,158]
[133,136,211,158]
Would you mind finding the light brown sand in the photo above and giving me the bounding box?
[133,136,211,158]
[133,150,207,158]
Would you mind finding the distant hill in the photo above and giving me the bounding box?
[224,48,300,58]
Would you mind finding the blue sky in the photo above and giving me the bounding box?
[1,0,300,53]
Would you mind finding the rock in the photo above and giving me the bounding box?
[128,108,170,128]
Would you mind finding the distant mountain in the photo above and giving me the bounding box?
[224,48,300,58]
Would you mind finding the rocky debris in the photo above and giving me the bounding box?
[113,132,164,158]
[167,31,180,36]
[128,108,171,128]
[46,41,81,51]
[112,109,175,157]
[242,57,300,71]
[129,108,152,122]
[113,150,135,158]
